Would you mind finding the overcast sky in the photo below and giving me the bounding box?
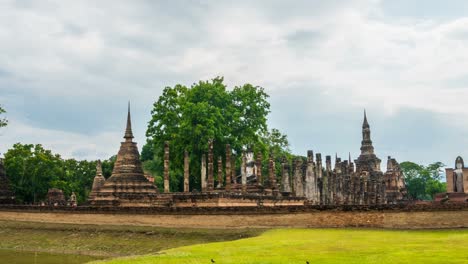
[1,0,468,169]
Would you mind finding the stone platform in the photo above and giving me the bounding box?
[434,192,468,203]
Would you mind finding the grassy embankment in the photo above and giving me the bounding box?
[94,228,468,264]
[0,220,263,257]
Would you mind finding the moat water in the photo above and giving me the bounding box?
[0,249,103,264]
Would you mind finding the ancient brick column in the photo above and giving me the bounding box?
[225,144,231,192]
[343,161,350,205]
[217,156,223,188]
[268,155,276,188]
[164,141,170,193]
[305,150,316,202]
[316,153,323,204]
[201,154,207,192]
[326,155,333,204]
[293,159,304,197]
[241,152,247,193]
[184,150,190,193]
[256,153,263,185]
[321,155,330,204]
[281,158,291,193]
[231,155,236,189]
[207,139,214,191]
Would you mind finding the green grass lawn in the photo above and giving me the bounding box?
[93,228,468,264]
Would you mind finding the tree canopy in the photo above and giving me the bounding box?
[144,77,290,191]
[400,161,446,200]
[3,143,115,204]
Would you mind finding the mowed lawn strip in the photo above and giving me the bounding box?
[0,220,263,257]
[93,228,468,264]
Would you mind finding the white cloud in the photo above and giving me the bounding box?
[0,119,122,160]
[1,0,468,165]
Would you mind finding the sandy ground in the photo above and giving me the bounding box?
[0,210,466,229]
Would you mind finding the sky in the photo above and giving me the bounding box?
[1,0,468,169]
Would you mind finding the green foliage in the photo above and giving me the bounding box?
[4,143,115,204]
[4,143,62,203]
[400,161,446,200]
[145,77,290,191]
[0,105,7,128]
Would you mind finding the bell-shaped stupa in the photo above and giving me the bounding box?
[88,103,159,207]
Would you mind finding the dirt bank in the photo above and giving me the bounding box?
[0,210,466,229]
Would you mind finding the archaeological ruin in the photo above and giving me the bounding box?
[88,104,161,207]
[87,107,409,207]
[435,156,468,202]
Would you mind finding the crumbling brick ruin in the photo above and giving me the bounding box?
[435,156,468,202]
[87,106,408,207]
[88,104,160,207]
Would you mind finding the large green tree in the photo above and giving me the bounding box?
[400,161,446,200]
[145,77,289,191]
[4,143,62,203]
[0,105,7,128]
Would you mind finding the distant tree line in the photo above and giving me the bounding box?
[3,143,115,204]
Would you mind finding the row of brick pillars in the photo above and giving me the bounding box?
[162,140,278,194]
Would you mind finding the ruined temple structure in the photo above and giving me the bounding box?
[291,112,406,205]
[186,111,405,206]
[88,108,406,208]
[88,104,161,207]
[385,156,407,204]
[89,160,106,200]
[228,148,264,194]
[47,188,66,206]
[0,158,15,204]
[435,156,468,203]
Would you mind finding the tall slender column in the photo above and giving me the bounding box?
[225,145,231,191]
[324,155,331,204]
[217,156,223,188]
[241,152,247,193]
[316,153,323,204]
[281,158,291,193]
[269,155,276,188]
[201,154,207,192]
[256,153,263,185]
[231,155,236,189]
[305,151,316,202]
[293,159,304,197]
[184,150,189,193]
[164,141,170,193]
[207,139,214,191]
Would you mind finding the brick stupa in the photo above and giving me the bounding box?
[89,104,159,207]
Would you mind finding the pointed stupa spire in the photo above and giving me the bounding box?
[360,109,374,155]
[96,160,103,176]
[363,109,369,128]
[124,101,134,141]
